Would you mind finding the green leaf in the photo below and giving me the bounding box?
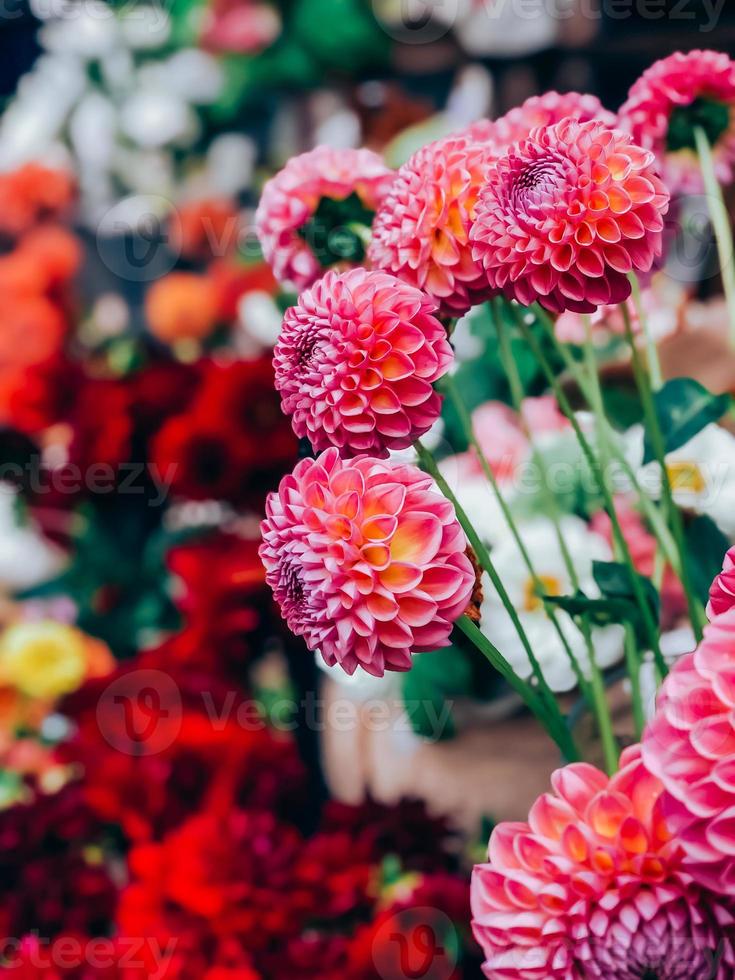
[643,378,731,463]
[593,560,660,641]
[544,561,660,640]
[543,590,638,629]
[685,515,730,604]
[401,647,474,741]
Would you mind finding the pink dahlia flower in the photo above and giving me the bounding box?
[642,607,735,894]
[259,448,475,676]
[255,146,394,290]
[619,49,735,195]
[274,268,453,457]
[368,134,493,316]
[470,118,670,314]
[707,544,735,619]
[466,91,616,148]
[472,747,735,979]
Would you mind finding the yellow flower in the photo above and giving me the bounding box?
[0,622,88,700]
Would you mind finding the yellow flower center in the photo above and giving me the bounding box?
[523,574,562,612]
[666,460,706,494]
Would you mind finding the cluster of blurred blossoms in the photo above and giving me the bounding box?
[255,50,735,978]
[0,157,483,975]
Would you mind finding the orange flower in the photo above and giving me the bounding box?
[170,197,239,261]
[0,293,65,375]
[145,272,219,344]
[0,163,75,239]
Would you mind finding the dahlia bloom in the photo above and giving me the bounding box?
[619,49,735,195]
[708,544,735,619]
[470,118,670,314]
[472,747,735,979]
[642,607,735,894]
[368,134,493,316]
[467,90,616,147]
[255,146,394,290]
[259,448,475,675]
[274,268,453,457]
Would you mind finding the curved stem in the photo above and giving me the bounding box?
[694,126,735,348]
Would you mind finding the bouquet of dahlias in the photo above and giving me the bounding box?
[256,52,735,977]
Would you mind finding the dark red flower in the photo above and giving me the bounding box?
[0,783,118,941]
[151,358,296,506]
[116,810,309,952]
[130,359,203,439]
[59,658,306,843]
[67,378,132,471]
[4,354,83,434]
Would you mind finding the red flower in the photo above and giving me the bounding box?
[129,359,203,439]
[0,783,118,941]
[60,660,306,842]
[3,354,82,433]
[0,164,76,239]
[208,259,277,323]
[151,358,296,506]
[169,198,239,262]
[166,530,271,668]
[117,810,309,952]
[67,378,133,471]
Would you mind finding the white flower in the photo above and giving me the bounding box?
[236,290,282,353]
[39,1,120,57]
[119,90,199,149]
[118,5,171,50]
[634,423,735,537]
[438,459,508,550]
[480,515,625,692]
[203,134,256,198]
[0,486,65,593]
[137,50,223,105]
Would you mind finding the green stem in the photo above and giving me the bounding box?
[695,126,735,348]
[416,439,579,759]
[624,623,646,738]
[620,304,706,641]
[517,311,667,677]
[452,616,579,760]
[579,320,642,761]
[628,273,663,391]
[587,651,620,774]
